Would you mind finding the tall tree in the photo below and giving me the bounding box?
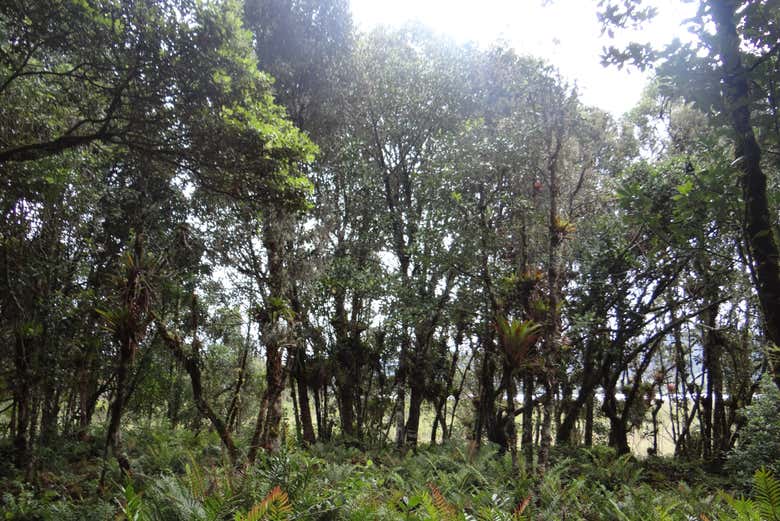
[599,0,780,390]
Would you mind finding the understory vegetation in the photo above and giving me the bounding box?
[2,0,780,519]
[2,426,780,520]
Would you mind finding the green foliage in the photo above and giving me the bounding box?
[496,318,541,369]
[721,469,780,521]
[0,482,114,521]
[754,469,780,521]
[727,377,780,485]
[121,483,151,521]
[4,437,780,520]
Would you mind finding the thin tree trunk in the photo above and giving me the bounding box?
[405,383,424,448]
[261,341,286,452]
[226,325,251,432]
[584,392,594,447]
[522,373,535,471]
[248,391,270,464]
[12,332,31,469]
[539,120,564,471]
[537,381,554,470]
[395,336,409,447]
[313,382,323,441]
[290,369,302,442]
[158,314,240,466]
[506,364,519,472]
[296,372,315,445]
[103,334,133,483]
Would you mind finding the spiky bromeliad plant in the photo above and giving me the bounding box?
[496,318,541,369]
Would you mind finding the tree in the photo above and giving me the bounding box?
[0,0,315,474]
[344,27,470,447]
[599,0,780,390]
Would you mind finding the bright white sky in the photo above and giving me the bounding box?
[349,0,698,116]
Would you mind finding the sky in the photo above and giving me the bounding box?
[349,0,699,116]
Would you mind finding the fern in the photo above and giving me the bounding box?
[120,483,151,521]
[754,468,780,521]
[512,496,531,519]
[236,486,293,521]
[429,483,459,521]
[721,468,780,521]
[653,502,678,521]
[722,494,762,521]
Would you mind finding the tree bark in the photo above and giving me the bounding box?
[405,383,424,448]
[522,373,535,470]
[537,382,554,469]
[296,368,316,445]
[12,332,31,469]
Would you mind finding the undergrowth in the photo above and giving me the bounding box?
[1,428,778,520]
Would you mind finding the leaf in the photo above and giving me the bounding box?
[676,179,694,196]
[754,468,780,521]
[236,486,292,521]
[429,482,458,521]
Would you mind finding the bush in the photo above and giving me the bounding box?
[726,376,780,487]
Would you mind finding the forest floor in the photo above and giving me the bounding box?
[0,422,752,521]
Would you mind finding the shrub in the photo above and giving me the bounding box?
[726,376,780,487]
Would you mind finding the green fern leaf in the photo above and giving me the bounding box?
[754,468,780,521]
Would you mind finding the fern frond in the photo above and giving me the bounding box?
[754,468,780,521]
[654,503,678,521]
[237,486,292,521]
[429,482,458,520]
[721,491,761,521]
[120,483,151,521]
[512,495,531,519]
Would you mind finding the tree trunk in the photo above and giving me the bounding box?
[296,365,316,445]
[603,385,630,455]
[506,364,519,472]
[12,332,31,469]
[290,370,302,442]
[405,383,424,448]
[337,383,357,438]
[104,335,133,480]
[158,316,240,466]
[538,119,564,471]
[261,341,286,452]
[584,392,594,447]
[257,211,292,454]
[248,391,270,464]
[395,334,409,447]
[475,327,497,446]
[522,373,535,470]
[537,381,554,470]
[557,329,602,445]
[313,382,323,441]
[226,328,251,432]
